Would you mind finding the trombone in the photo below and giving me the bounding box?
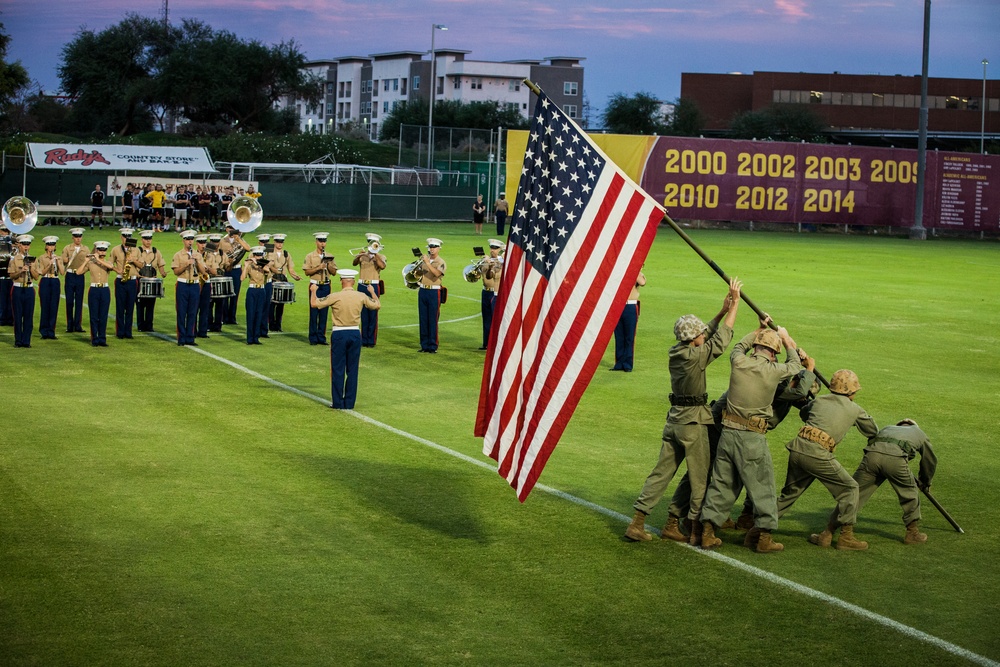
[349,240,385,256]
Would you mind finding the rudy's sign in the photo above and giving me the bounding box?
[27,143,216,173]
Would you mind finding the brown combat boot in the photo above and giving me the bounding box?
[835,524,869,551]
[755,530,784,553]
[661,515,687,542]
[721,517,736,529]
[743,526,761,550]
[681,517,693,536]
[700,521,722,550]
[904,520,928,544]
[734,510,755,531]
[808,522,836,548]
[624,510,652,542]
[688,519,704,546]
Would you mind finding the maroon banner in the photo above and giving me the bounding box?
[639,137,999,230]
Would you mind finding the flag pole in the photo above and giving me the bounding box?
[660,213,830,389]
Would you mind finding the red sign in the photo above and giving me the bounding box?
[639,137,999,230]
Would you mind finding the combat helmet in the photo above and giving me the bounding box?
[753,329,781,354]
[674,314,706,342]
[829,369,861,395]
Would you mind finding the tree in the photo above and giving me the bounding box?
[663,97,704,137]
[729,105,827,142]
[0,21,31,132]
[160,27,321,133]
[601,92,667,135]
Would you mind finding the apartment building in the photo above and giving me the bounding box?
[287,52,584,140]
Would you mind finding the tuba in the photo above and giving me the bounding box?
[227,195,263,233]
[2,196,38,235]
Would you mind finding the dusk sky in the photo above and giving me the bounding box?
[4,0,998,119]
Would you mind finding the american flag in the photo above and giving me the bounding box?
[475,90,664,501]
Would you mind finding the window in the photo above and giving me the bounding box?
[509,80,521,92]
[361,80,372,94]
[453,77,461,90]
[370,123,377,138]
[470,77,483,90]
[338,82,345,98]
[437,77,444,95]
[564,104,578,118]
[413,75,421,91]
[383,101,389,113]
[384,79,390,91]
[564,81,578,96]
[401,78,407,95]
[809,91,823,104]
[372,80,378,96]
[326,83,334,94]
[392,78,399,91]
[506,102,518,111]
[361,101,372,115]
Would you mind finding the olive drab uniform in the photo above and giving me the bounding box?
[700,330,802,532]
[314,284,379,409]
[633,320,734,522]
[62,239,91,332]
[775,394,879,526]
[839,423,937,528]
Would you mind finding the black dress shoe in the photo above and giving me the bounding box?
[98,342,108,347]
[260,334,269,338]
[478,346,487,350]
[187,342,198,346]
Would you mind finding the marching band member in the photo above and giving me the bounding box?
[36,235,66,339]
[479,239,504,351]
[256,233,274,339]
[135,230,167,332]
[219,223,252,326]
[242,245,270,345]
[111,228,143,339]
[611,268,646,372]
[352,232,387,348]
[417,238,446,353]
[7,234,40,348]
[194,234,215,339]
[171,230,207,346]
[0,221,12,326]
[76,240,113,347]
[268,233,301,332]
[206,234,226,332]
[310,268,380,409]
[303,232,336,345]
[61,228,90,333]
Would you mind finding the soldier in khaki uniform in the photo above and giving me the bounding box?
[61,228,90,333]
[417,238,446,353]
[832,419,937,545]
[194,235,216,339]
[610,269,646,371]
[8,235,41,347]
[478,239,504,350]
[241,246,271,345]
[310,269,380,409]
[218,225,252,325]
[775,369,879,550]
[625,279,742,543]
[303,232,336,345]
[171,230,208,346]
[351,233,386,347]
[700,323,803,553]
[268,233,302,333]
[135,230,167,332]
[110,228,143,339]
[75,240,113,346]
[205,234,226,332]
[36,235,66,339]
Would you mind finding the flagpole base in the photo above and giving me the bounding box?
[909,227,927,240]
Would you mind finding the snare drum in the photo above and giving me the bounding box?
[138,277,164,299]
[271,281,296,304]
[209,276,235,299]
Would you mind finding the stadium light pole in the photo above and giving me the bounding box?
[428,24,448,169]
[911,0,930,241]
[982,58,989,154]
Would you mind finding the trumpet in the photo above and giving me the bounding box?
[121,237,138,281]
[349,240,385,256]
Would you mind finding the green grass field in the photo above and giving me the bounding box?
[2,221,998,666]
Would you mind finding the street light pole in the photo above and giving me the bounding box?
[428,24,448,170]
[982,58,989,154]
